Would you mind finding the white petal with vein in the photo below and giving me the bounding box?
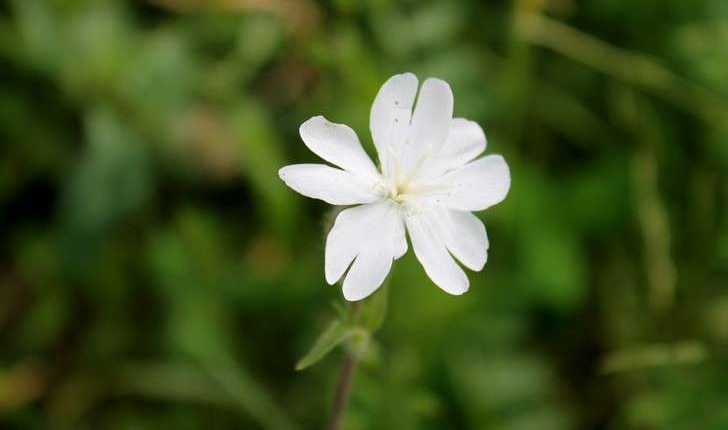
[405,211,469,295]
[400,78,454,176]
[369,73,419,177]
[299,116,378,178]
[417,118,486,182]
[439,209,489,271]
[325,201,407,300]
[278,164,380,206]
[421,154,510,211]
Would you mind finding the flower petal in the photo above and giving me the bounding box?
[439,209,489,271]
[341,248,393,301]
[369,73,419,177]
[299,116,378,178]
[325,203,383,284]
[405,211,469,295]
[400,78,454,176]
[325,201,407,300]
[279,164,380,205]
[421,154,510,211]
[416,118,486,182]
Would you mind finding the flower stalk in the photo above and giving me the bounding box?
[326,352,359,430]
[327,336,359,430]
[304,281,389,429]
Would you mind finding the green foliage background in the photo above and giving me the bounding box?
[1,0,727,428]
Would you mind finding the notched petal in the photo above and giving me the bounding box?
[421,154,511,212]
[325,202,407,300]
[400,78,454,175]
[405,211,469,295]
[279,164,380,206]
[299,116,378,177]
[415,118,487,182]
[370,73,419,176]
[441,209,489,271]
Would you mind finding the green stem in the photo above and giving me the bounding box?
[326,348,359,430]
[326,301,362,430]
[326,277,391,429]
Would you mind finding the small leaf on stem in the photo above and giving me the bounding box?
[295,320,354,371]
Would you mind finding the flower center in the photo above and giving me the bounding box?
[381,178,416,207]
[387,183,404,203]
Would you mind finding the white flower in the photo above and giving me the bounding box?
[279,73,511,301]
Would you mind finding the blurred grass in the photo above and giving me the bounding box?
[0,0,727,429]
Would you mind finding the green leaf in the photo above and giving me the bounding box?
[295,319,354,371]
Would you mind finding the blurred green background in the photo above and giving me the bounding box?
[1,0,727,428]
